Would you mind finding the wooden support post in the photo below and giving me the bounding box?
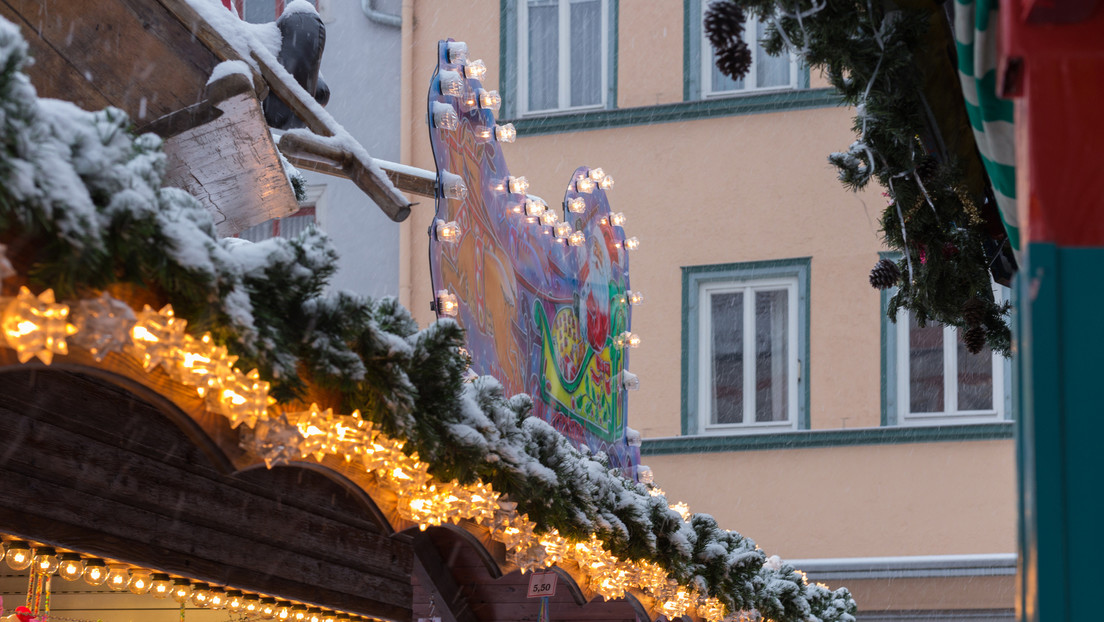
[411,533,480,622]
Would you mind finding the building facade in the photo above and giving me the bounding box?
[398,2,1017,619]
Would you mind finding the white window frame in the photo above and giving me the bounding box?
[517,0,609,116]
[700,7,798,97]
[696,276,800,434]
[895,285,1008,426]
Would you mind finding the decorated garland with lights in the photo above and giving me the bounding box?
[0,17,853,622]
[705,0,1013,354]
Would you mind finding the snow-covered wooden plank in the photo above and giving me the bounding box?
[279,131,436,200]
[162,73,300,237]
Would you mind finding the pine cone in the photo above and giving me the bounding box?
[916,155,939,184]
[703,1,746,50]
[962,296,985,327]
[963,325,987,354]
[869,258,901,290]
[715,43,752,81]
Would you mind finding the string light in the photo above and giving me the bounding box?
[627,291,644,305]
[495,123,516,143]
[478,89,501,113]
[588,168,605,181]
[614,332,641,348]
[576,177,596,193]
[435,290,459,317]
[171,579,193,604]
[609,212,626,227]
[439,70,463,97]
[524,197,546,217]
[83,560,108,586]
[58,554,84,581]
[106,563,130,591]
[441,172,468,201]
[150,574,173,598]
[567,197,586,213]
[464,59,487,80]
[568,231,586,247]
[2,286,78,365]
[599,175,615,190]
[623,237,640,251]
[432,103,458,130]
[435,219,462,243]
[554,222,572,240]
[539,210,559,227]
[507,176,529,194]
[5,541,31,571]
[446,41,469,64]
[33,547,59,574]
[128,569,152,595]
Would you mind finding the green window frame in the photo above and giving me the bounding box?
[683,0,810,101]
[681,258,811,436]
[499,0,619,120]
[879,254,1014,426]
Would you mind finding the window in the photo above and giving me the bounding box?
[228,0,318,23]
[517,0,610,115]
[882,280,1011,425]
[683,259,810,435]
[685,0,805,100]
[238,185,324,241]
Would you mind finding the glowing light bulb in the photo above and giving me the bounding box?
[244,595,261,614]
[5,541,31,571]
[293,607,308,622]
[478,89,501,112]
[567,197,586,213]
[507,176,529,194]
[32,547,59,575]
[464,59,487,80]
[432,102,458,130]
[150,574,173,598]
[191,583,212,607]
[609,212,626,226]
[447,41,469,64]
[441,172,467,200]
[439,70,464,97]
[599,175,614,190]
[171,580,193,604]
[524,198,546,217]
[577,177,595,193]
[435,290,459,317]
[623,237,640,250]
[495,123,516,143]
[58,554,84,581]
[128,570,152,595]
[226,591,245,611]
[260,598,278,619]
[615,332,640,348]
[554,222,572,239]
[208,588,227,609]
[539,210,559,227]
[568,231,586,246]
[588,168,605,181]
[475,125,493,141]
[628,291,644,305]
[83,559,108,585]
[106,564,130,591]
[619,370,640,391]
[435,219,462,243]
[277,602,293,621]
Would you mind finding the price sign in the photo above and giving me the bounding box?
[527,572,558,598]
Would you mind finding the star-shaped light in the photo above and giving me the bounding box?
[72,292,136,361]
[129,304,187,371]
[2,286,78,364]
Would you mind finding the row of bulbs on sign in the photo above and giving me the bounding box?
[0,539,374,622]
[430,42,642,350]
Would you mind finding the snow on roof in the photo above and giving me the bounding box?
[183,0,409,212]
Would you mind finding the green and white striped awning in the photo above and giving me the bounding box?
[955,0,1019,254]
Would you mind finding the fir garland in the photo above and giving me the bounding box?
[708,0,1012,353]
[0,16,854,622]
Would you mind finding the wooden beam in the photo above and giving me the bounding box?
[278,131,433,203]
[411,532,480,622]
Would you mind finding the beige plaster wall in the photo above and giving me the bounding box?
[646,440,1016,559]
[617,1,685,107]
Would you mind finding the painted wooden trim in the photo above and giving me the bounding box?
[505,88,840,136]
[642,422,1014,455]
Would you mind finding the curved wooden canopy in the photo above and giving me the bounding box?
[0,345,659,622]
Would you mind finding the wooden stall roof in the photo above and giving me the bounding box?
[0,0,418,227]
